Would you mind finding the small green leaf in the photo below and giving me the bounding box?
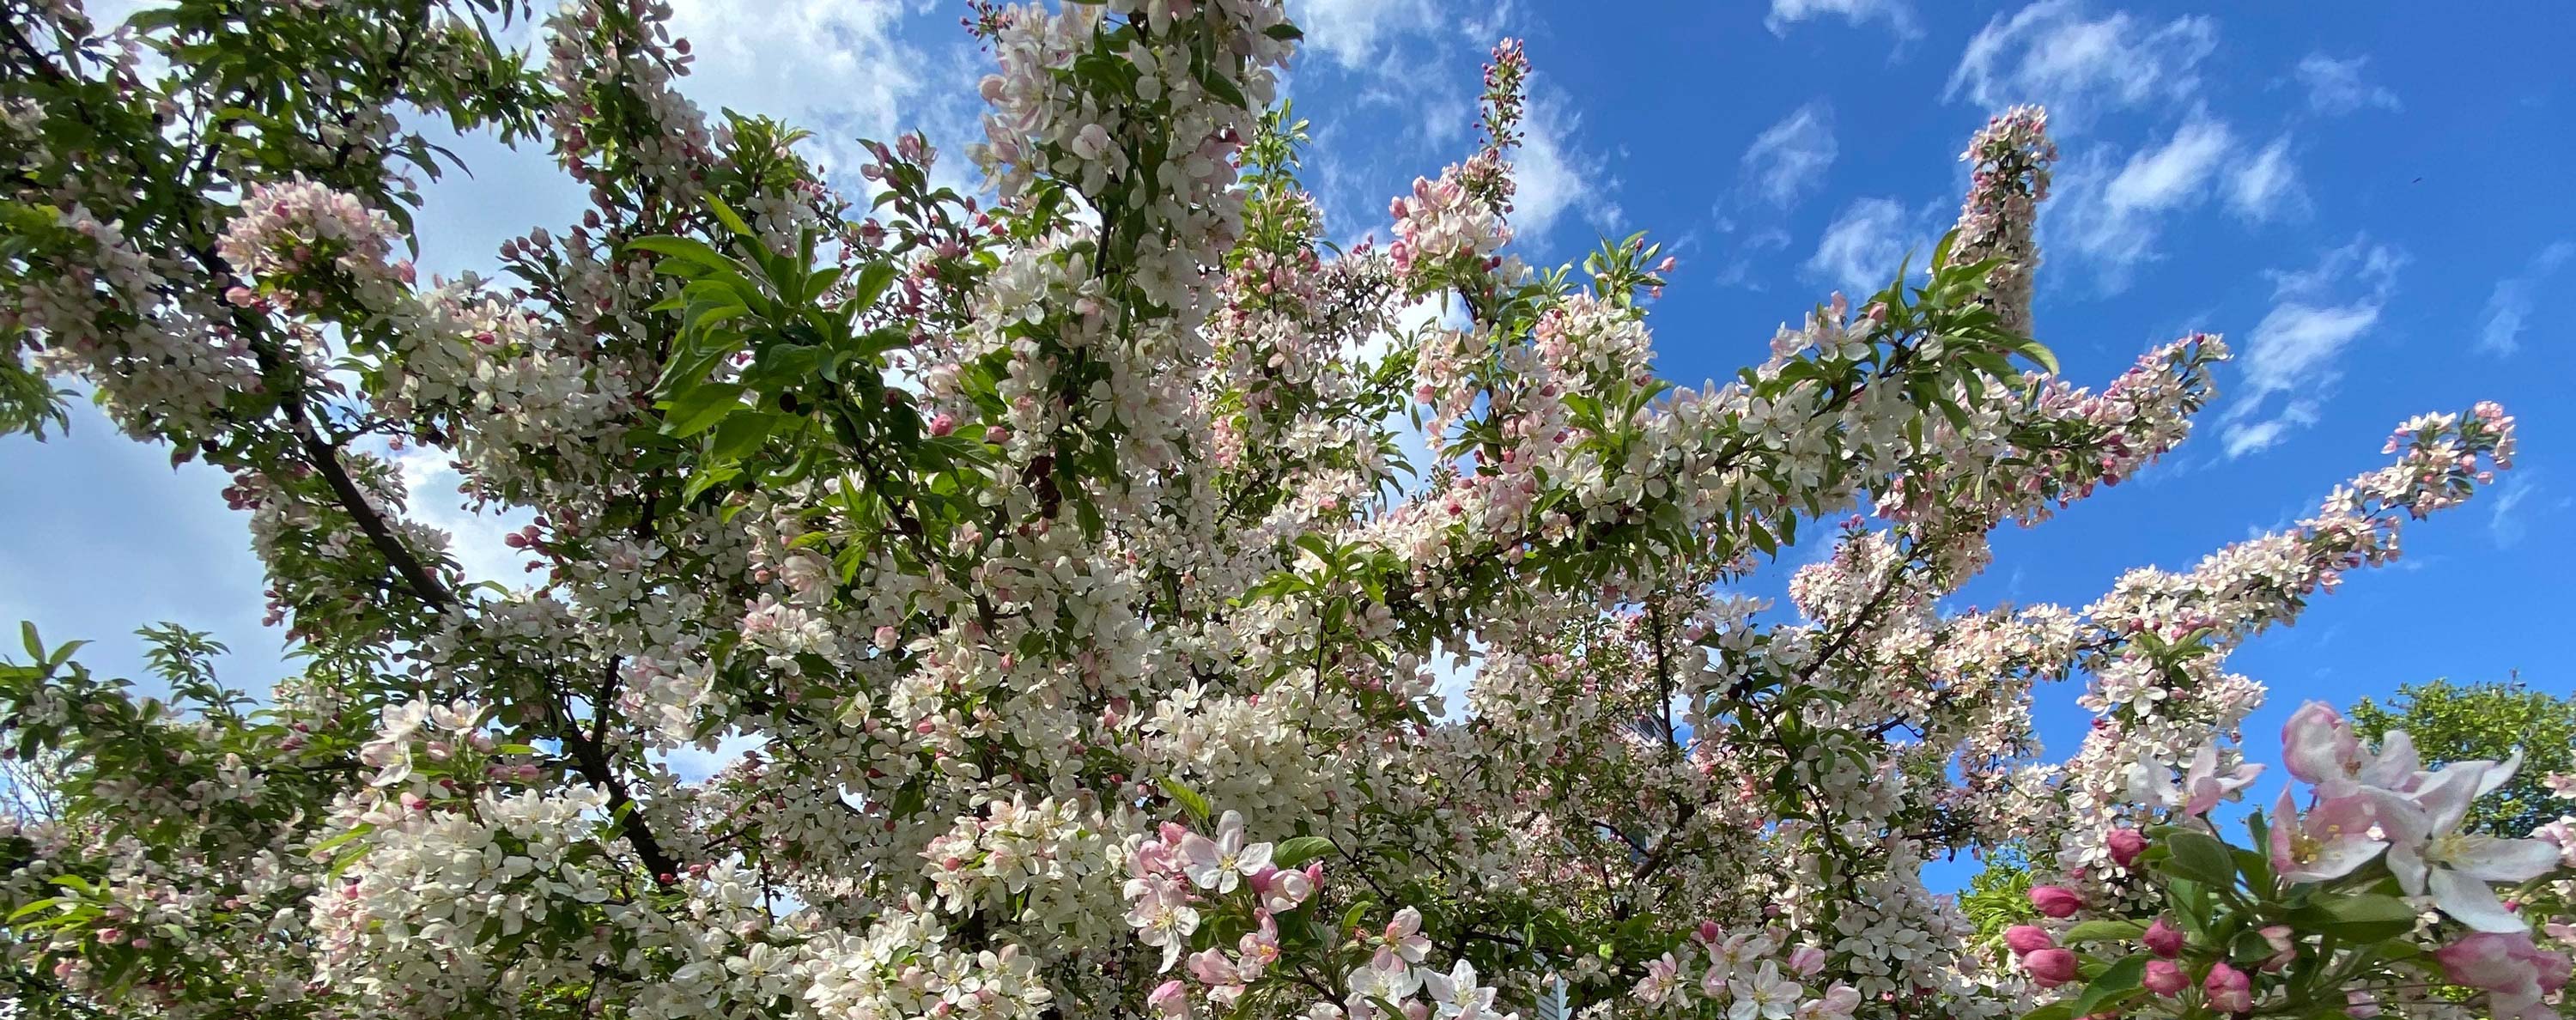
[708,197,754,237]
[2060,919,2147,944]
[2158,830,2238,889]
[2289,893,2419,943]
[2069,955,2146,1017]
[1159,777,1211,824]
[661,384,747,439]
[1272,835,1334,869]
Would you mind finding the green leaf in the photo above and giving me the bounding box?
[2289,893,2419,943]
[661,384,747,439]
[2069,955,2146,1017]
[2158,830,2238,889]
[1159,777,1211,824]
[708,410,776,462]
[2060,919,2147,944]
[846,261,898,310]
[708,197,754,237]
[1272,835,1334,869]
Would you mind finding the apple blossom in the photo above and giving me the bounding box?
[0,3,2555,1020]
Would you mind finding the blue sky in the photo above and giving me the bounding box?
[8,1,2571,814]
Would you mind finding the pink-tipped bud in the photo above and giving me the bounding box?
[2106,827,2148,868]
[2203,962,2253,1014]
[2257,925,2296,973]
[2023,949,2079,988]
[2143,917,2184,958]
[2030,885,2082,919]
[2004,926,2056,957]
[2142,959,2189,997]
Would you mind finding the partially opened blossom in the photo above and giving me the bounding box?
[2202,962,2253,1014]
[2434,932,2572,1020]
[2282,701,2418,799]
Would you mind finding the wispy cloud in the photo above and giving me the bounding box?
[1513,92,1621,245]
[1765,0,1920,39]
[667,0,929,182]
[1946,0,2217,129]
[2227,136,2305,222]
[1289,0,1439,70]
[2051,115,2233,282]
[2220,237,2404,458]
[2478,240,2576,355]
[2488,472,2537,548]
[1741,102,1838,209]
[2293,53,2401,115]
[1807,197,1919,297]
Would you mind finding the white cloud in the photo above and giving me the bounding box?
[665,0,927,182]
[1807,197,1917,297]
[2219,237,2404,457]
[1290,0,1440,70]
[2294,53,2400,115]
[394,448,536,589]
[2226,136,2303,222]
[2053,116,2233,280]
[2477,240,2575,355]
[1512,94,1619,244]
[1946,0,2217,128]
[1741,102,1837,208]
[1765,0,1919,39]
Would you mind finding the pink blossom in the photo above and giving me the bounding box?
[2269,787,2387,883]
[2435,932,2571,1020]
[1148,979,1191,1018]
[2282,701,2417,799]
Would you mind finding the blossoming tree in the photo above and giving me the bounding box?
[1,2,2566,1019]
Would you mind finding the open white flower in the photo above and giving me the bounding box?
[1728,962,1804,1020]
[2375,761,2563,932]
[1178,811,1273,893]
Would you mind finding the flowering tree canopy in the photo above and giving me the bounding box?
[1,3,2567,1020]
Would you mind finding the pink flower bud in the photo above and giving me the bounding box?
[1788,944,1826,977]
[2203,962,2252,1014]
[2143,917,2184,958]
[1696,920,1722,945]
[2003,925,2055,957]
[2142,959,2188,997]
[2029,885,2082,919]
[2023,949,2079,988]
[2106,827,2148,868]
